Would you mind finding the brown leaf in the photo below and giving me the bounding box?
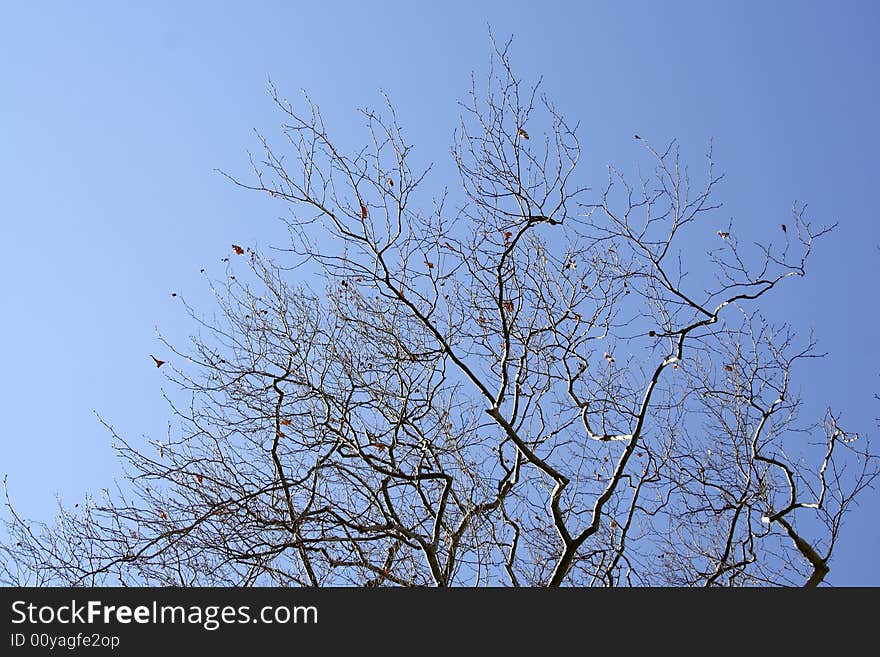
[425,260,434,269]
[196,474,203,485]
[387,178,394,187]
[276,431,286,438]
[518,128,529,140]
[150,355,166,368]
[502,300,514,313]
[159,511,168,520]
[604,353,615,364]
[280,419,292,426]
[360,203,368,219]
[232,244,245,255]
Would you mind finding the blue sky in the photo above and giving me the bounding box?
[1,1,878,584]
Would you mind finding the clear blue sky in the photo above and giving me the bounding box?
[1,1,878,584]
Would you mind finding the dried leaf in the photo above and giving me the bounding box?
[360,203,368,219]
[280,419,292,426]
[502,300,514,313]
[518,128,529,140]
[151,355,166,368]
[232,244,245,255]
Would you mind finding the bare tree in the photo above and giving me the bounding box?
[2,38,876,587]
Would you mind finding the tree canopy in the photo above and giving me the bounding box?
[3,40,876,587]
